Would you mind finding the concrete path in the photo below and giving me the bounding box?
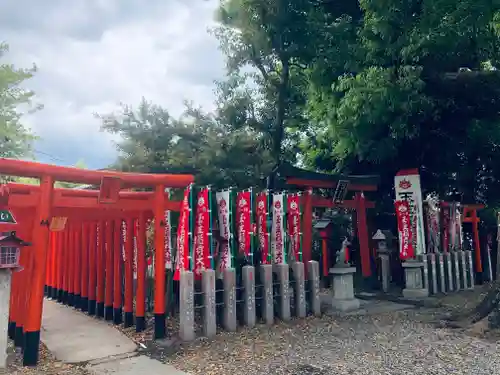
[41,300,188,374]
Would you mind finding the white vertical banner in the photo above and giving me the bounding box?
[121,220,127,262]
[271,193,285,264]
[216,191,231,273]
[394,169,426,256]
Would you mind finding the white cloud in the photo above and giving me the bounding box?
[0,0,225,169]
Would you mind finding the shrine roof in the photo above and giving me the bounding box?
[275,163,380,187]
[0,232,31,246]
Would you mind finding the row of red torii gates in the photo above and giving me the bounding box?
[0,158,378,366]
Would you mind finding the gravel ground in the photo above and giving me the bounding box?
[7,285,495,375]
[4,341,89,375]
[151,311,500,375]
[114,285,500,375]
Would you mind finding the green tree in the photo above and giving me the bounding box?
[99,99,274,190]
[303,0,500,212]
[0,42,41,159]
[213,0,322,164]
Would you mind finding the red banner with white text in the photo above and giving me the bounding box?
[193,188,211,277]
[174,186,191,280]
[395,200,414,260]
[287,194,301,261]
[256,192,269,263]
[236,191,251,257]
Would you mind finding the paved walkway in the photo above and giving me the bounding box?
[41,300,188,374]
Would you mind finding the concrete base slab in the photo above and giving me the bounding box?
[41,300,137,363]
[331,298,360,312]
[402,288,429,299]
[88,355,188,375]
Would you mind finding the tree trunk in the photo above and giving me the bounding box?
[272,58,289,162]
[443,280,500,328]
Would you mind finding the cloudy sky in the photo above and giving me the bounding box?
[1,0,225,169]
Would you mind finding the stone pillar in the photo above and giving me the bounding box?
[378,252,391,293]
[179,271,195,341]
[458,251,468,290]
[443,252,454,292]
[274,263,291,321]
[451,251,461,290]
[292,262,306,318]
[202,269,216,338]
[485,249,494,282]
[0,270,12,369]
[259,264,274,325]
[420,254,429,290]
[426,253,438,295]
[402,261,429,299]
[222,268,237,332]
[436,253,446,293]
[329,267,360,311]
[465,250,475,289]
[307,261,321,316]
[242,265,256,327]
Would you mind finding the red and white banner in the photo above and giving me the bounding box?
[395,200,414,259]
[256,193,269,264]
[216,191,231,271]
[164,208,172,269]
[175,186,191,280]
[394,170,426,255]
[287,194,301,261]
[271,193,285,264]
[236,191,251,257]
[193,188,211,276]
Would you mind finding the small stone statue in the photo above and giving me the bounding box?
[335,237,351,268]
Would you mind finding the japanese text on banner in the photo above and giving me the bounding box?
[287,194,301,262]
[256,193,269,264]
[216,191,231,271]
[395,200,414,259]
[193,188,211,276]
[272,193,285,264]
[174,186,191,280]
[236,191,251,257]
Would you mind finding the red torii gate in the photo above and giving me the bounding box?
[0,158,193,366]
[274,164,379,278]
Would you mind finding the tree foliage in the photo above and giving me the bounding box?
[213,0,321,163]
[0,42,41,159]
[99,99,273,190]
[302,0,500,216]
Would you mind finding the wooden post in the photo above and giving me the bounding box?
[73,224,82,309]
[472,212,482,273]
[124,218,134,328]
[356,192,371,278]
[104,220,114,321]
[88,222,97,315]
[303,187,313,278]
[81,223,89,311]
[23,175,53,366]
[113,219,123,325]
[68,226,75,306]
[153,185,166,339]
[136,215,147,332]
[96,221,106,317]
